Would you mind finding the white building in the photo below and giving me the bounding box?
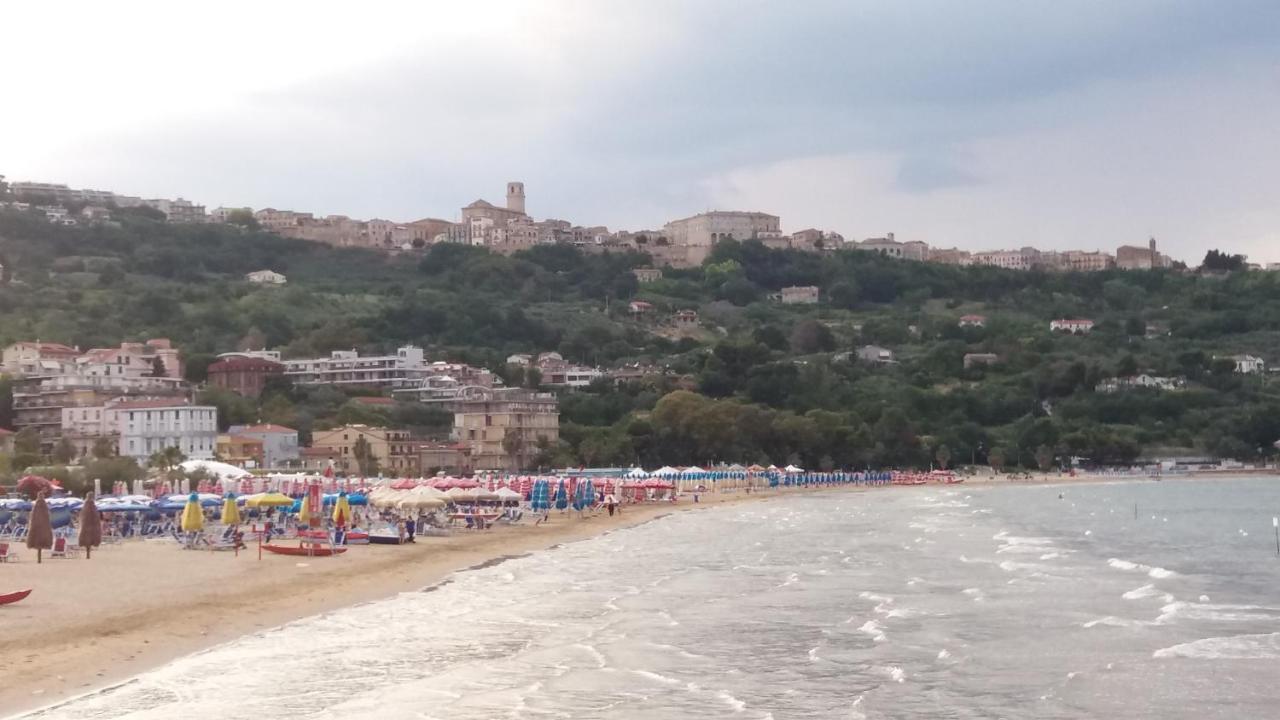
[856,345,896,364]
[1050,319,1094,334]
[246,269,287,285]
[1227,355,1266,374]
[110,400,218,461]
[284,345,431,389]
[1095,375,1185,393]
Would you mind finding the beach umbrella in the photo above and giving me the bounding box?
[332,492,352,527]
[26,492,54,563]
[78,493,102,559]
[555,479,569,511]
[222,494,242,526]
[180,493,204,533]
[298,492,313,526]
[17,475,53,499]
[244,492,295,508]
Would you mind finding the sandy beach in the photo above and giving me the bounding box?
[0,489,789,717]
[2,469,1271,717]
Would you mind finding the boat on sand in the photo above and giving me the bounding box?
[0,588,32,606]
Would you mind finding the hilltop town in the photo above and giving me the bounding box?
[4,175,1248,272]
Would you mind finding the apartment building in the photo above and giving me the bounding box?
[228,424,300,469]
[452,388,560,471]
[207,356,284,398]
[109,399,218,461]
[308,425,418,475]
[283,345,433,389]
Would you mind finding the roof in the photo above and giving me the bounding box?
[463,199,497,209]
[208,356,284,371]
[230,423,297,434]
[109,399,195,410]
[960,314,986,320]
[0,428,13,436]
[221,435,264,445]
[11,341,79,355]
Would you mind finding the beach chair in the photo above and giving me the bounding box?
[0,542,17,562]
[51,536,70,559]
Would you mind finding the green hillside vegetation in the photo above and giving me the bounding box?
[2,207,1279,471]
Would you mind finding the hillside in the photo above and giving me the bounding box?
[2,207,1279,471]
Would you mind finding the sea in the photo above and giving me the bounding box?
[19,476,1280,719]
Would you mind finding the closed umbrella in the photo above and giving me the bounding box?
[78,493,102,560]
[298,492,313,526]
[27,492,54,563]
[222,493,242,526]
[531,480,550,513]
[555,479,569,511]
[180,493,204,533]
[332,492,352,527]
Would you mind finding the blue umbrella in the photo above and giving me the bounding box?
[531,480,551,513]
[555,479,569,511]
[98,503,153,513]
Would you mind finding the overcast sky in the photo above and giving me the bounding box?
[5,1,1279,262]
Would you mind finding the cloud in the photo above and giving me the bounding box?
[3,0,1278,260]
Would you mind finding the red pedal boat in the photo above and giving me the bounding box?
[262,544,347,557]
[0,588,32,606]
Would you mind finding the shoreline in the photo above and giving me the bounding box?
[0,489,792,718]
[3,470,1272,717]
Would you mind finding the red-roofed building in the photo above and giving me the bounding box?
[207,356,284,398]
[958,314,987,328]
[3,341,80,376]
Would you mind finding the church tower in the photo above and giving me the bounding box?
[506,182,526,215]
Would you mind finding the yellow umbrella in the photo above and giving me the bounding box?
[298,493,313,526]
[222,494,241,526]
[332,492,352,527]
[180,493,204,532]
[245,492,294,508]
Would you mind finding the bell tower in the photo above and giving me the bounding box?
[506,181,526,215]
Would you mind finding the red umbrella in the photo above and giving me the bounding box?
[391,478,418,490]
[16,475,53,499]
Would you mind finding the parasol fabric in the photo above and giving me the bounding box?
[27,492,54,563]
[180,493,205,533]
[78,493,102,559]
[222,494,242,525]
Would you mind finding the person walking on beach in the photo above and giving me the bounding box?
[405,516,416,543]
[605,494,617,517]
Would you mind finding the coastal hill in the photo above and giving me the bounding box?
[1,207,1278,471]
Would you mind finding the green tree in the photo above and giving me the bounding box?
[53,437,78,465]
[1034,444,1054,471]
[988,446,1007,473]
[502,431,527,471]
[147,446,186,474]
[225,208,260,230]
[12,427,43,472]
[935,443,951,469]
[352,435,379,476]
[91,437,116,460]
[789,319,836,354]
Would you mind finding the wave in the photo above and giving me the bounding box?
[1122,583,1159,600]
[875,665,906,683]
[1107,558,1180,579]
[1153,632,1280,660]
[1082,615,1146,629]
[858,620,888,643]
[1156,601,1280,625]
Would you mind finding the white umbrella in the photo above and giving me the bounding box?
[179,460,252,481]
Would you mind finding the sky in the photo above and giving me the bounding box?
[4,0,1279,263]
